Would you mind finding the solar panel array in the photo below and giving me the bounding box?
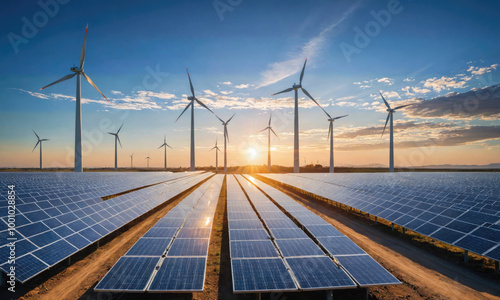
[94,174,223,292]
[227,175,399,293]
[0,172,210,282]
[261,172,500,261]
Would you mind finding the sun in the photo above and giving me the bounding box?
[247,147,258,160]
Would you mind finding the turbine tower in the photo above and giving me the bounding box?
[324,112,348,173]
[176,68,215,171]
[108,124,123,171]
[40,24,107,173]
[32,130,49,169]
[130,153,134,168]
[210,138,222,173]
[258,113,279,172]
[380,91,411,173]
[271,58,327,173]
[145,155,151,168]
[216,114,235,173]
[158,135,173,170]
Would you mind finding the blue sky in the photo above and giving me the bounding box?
[1,0,499,168]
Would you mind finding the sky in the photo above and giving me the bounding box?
[1,0,499,169]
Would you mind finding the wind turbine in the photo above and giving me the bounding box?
[158,135,173,170]
[145,155,151,168]
[40,24,107,173]
[108,124,123,171]
[130,153,134,168]
[258,113,279,172]
[324,112,348,173]
[216,114,235,173]
[176,68,215,171]
[271,58,327,173]
[379,91,411,173]
[32,130,49,169]
[210,139,222,173]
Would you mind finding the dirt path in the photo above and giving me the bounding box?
[265,180,500,300]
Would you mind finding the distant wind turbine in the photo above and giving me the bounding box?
[108,124,123,171]
[176,68,215,171]
[210,138,222,173]
[145,155,151,168]
[130,153,134,168]
[158,135,173,170]
[271,58,328,173]
[216,114,235,173]
[258,113,279,172]
[379,91,411,173]
[40,24,107,173]
[32,130,49,169]
[324,112,348,173]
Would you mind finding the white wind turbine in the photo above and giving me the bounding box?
[176,68,215,171]
[216,114,235,173]
[130,153,134,168]
[32,130,49,169]
[324,112,348,173]
[158,135,173,170]
[108,124,123,171]
[145,155,151,168]
[40,24,107,173]
[258,113,279,172]
[379,91,411,173]
[210,138,222,173]
[271,58,328,173]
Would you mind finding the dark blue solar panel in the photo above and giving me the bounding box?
[229,229,270,241]
[52,225,74,237]
[144,227,178,238]
[0,239,37,258]
[177,228,211,239]
[149,257,206,291]
[66,219,88,232]
[405,218,426,231]
[24,210,50,222]
[65,233,91,249]
[264,218,297,229]
[154,218,185,228]
[16,222,49,238]
[231,258,297,292]
[275,239,324,257]
[230,240,278,258]
[29,230,60,247]
[445,220,477,233]
[306,225,343,237]
[33,240,77,265]
[337,255,400,286]
[229,219,264,230]
[415,222,440,235]
[455,235,496,255]
[79,228,101,241]
[168,238,208,256]
[126,238,171,256]
[457,211,497,225]
[471,227,500,243]
[318,237,366,256]
[42,218,62,228]
[286,256,356,290]
[430,228,463,244]
[270,228,308,239]
[94,256,159,291]
[0,254,48,283]
[484,245,500,261]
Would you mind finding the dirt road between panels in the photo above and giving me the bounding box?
[268,183,500,300]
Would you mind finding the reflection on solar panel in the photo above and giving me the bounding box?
[94,256,159,291]
[337,255,400,286]
[261,172,500,261]
[0,171,209,283]
[94,174,224,293]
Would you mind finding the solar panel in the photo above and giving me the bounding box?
[0,254,48,283]
[229,229,270,241]
[229,219,264,230]
[269,228,309,239]
[177,228,211,239]
[33,240,78,265]
[125,238,171,256]
[149,257,206,291]
[167,238,209,257]
[231,258,298,293]
[264,218,297,229]
[275,239,324,257]
[94,256,159,291]
[143,227,178,238]
[230,240,279,258]
[286,256,356,290]
[337,255,400,286]
[306,225,344,237]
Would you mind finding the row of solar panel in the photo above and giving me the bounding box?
[94,174,224,292]
[0,172,211,282]
[262,173,500,261]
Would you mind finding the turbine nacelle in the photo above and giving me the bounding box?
[187,96,195,101]
[70,67,82,73]
[293,83,301,89]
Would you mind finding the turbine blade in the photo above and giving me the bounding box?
[270,128,280,140]
[271,87,293,96]
[394,104,412,110]
[301,87,328,115]
[195,98,214,114]
[40,73,76,90]
[175,101,193,122]
[32,141,40,152]
[82,72,107,101]
[299,58,307,85]
[268,113,272,126]
[167,144,173,149]
[32,129,40,139]
[215,114,224,123]
[379,91,391,109]
[108,132,115,135]
[158,144,164,149]
[41,139,50,141]
[227,113,235,123]
[186,68,195,97]
[324,110,332,119]
[333,114,348,120]
[117,123,123,134]
[257,128,267,134]
[80,24,88,69]
[382,113,390,137]
[117,135,122,148]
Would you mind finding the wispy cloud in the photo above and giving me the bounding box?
[423,76,470,92]
[256,3,360,88]
[467,63,498,76]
